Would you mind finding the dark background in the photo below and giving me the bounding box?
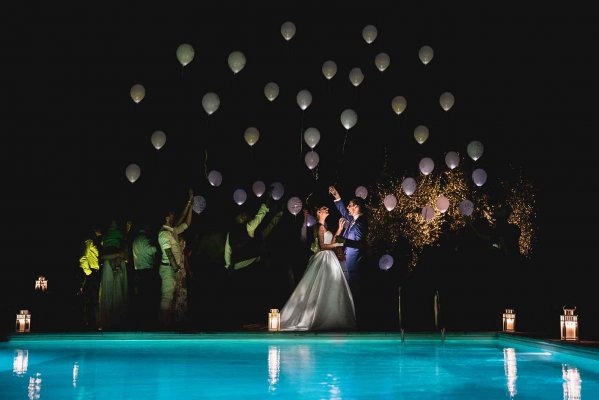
[4,4,598,337]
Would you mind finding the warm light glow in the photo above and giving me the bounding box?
[268,309,281,332]
[13,349,28,376]
[503,348,517,398]
[560,308,578,341]
[562,365,582,400]
[503,309,516,332]
[34,276,48,291]
[16,310,31,333]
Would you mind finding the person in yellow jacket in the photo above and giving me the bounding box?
[79,227,102,329]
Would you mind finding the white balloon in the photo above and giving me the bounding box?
[304,150,319,170]
[322,60,337,80]
[419,157,435,175]
[264,82,279,101]
[270,182,285,200]
[391,96,407,115]
[296,89,312,111]
[192,195,206,214]
[125,164,141,183]
[436,196,450,213]
[459,199,474,216]
[355,186,368,199]
[374,52,390,72]
[472,168,488,187]
[287,196,303,216]
[383,194,397,211]
[306,213,316,227]
[362,24,378,44]
[349,67,364,87]
[422,205,435,221]
[176,43,195,67]
[303,127,320,149]
[467,140,484,161]
[281,21,296,41]
[252,181,266,197]
[233,189,247,206]
[445,151,460,169]
[340,109,358,130]
[378,254,394,271]
[244,127,260,146]
[207,170,223,187]
[202,92,220,115]
[414,125,429,145]
[439,92,455,111]
[130,84,145,103]
[402,177,417,196]
[227,51,246,74]
[151,130,166,150]
[418,45,434,65]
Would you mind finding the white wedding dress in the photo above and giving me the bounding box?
[280,231,356,331]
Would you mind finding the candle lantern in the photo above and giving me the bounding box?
[502,309,516,332]
[268,309,281,332]
[35,276,48,291]
[16,310,31,333]
[560,307,579,341]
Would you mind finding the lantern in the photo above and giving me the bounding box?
[560,307,578,341]
[16,310,31,333]
[268,309,281,332]
[502,309,516,332]
[35,276,48,291]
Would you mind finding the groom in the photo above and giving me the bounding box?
[328,186,368,295]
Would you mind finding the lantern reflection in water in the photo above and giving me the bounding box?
[562,365,581,400]
[13,349,28,376]
[503,348,517,398]
[268,346,280,392]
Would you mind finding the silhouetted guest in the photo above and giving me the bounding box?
[78,227,103,330]
[132,225,159,329]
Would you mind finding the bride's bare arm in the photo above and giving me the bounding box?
[318,225,342,250]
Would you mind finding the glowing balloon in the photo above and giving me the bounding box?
[296,89,312,111]
[281,21,296,41]
[419,157,435,175]
[176,43,195,67]
[355,186,368,199]
[252,181,266,197]
[378,254,394,271]
[304,150,319,170]
[151,130,166,150]
[383,194,397,211]
[270,182,284,200]
[391,96,407,115]
[439,92,455,111]
[418,45,434,65]
[244,127,260,147]
[287,196,303,216]
[472,168,488,187]
[445,151,460,169]
[422,205,435,221]
[125,164,141,183]
[202,92,220,115]
[192,195,206,214]
[322,60,337,80]
[233,189,247,206]
[340,109,358,130]
[130,84,145,103]
[264,82,279,101]
[467,140,484,161]
[436,196,449,213]
[306,213,316,227]
[374,52,390,72]
[349,68,364,87]
[414,125,429,145]
[362,25,378,44]
[402,177,417,196]
[207,170,222,187]
[459,199,474,216]
[303,127,320,149]
[227,51,246,74]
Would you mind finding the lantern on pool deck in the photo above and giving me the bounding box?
[35,276,48,291]
[268,309,281,332]
[502,309,515,332]
[560,307,579,341]
[16,310,31,333]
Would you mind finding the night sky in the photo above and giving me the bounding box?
[5,4,599,335]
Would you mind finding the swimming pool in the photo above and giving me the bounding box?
[2,332,598,399]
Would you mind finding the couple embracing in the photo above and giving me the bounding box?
[279,186,368,331]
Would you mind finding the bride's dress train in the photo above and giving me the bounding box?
[280,232,356,331]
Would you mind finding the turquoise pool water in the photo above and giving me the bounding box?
[2,333,598,399]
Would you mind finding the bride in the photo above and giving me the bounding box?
[280,205,356,331]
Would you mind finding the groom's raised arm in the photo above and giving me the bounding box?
[329,186,350,220]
